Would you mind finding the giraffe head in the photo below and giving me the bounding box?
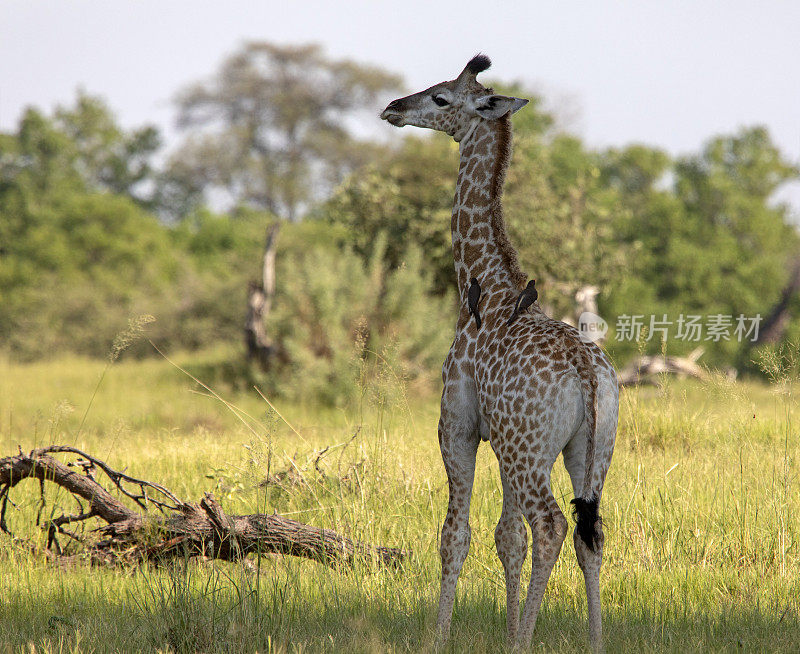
[380,55,528,141]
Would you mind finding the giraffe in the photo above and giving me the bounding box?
[380,55,618,650]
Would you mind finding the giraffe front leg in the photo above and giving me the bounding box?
[435,413,480,644]
[494,467,527,644]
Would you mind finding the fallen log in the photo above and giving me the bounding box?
[0,445,409,569]
[617,347,710,386]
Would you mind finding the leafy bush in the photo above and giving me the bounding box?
[262,228,453,405]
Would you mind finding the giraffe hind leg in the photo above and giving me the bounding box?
[571,492,604,650]
[574,523,604,651]
[563,425,608,651]
[516,488,568,648]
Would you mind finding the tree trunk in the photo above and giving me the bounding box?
[0,446,409,570]
[245,222,280,371]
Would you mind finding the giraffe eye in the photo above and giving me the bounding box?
[432,95,449,107]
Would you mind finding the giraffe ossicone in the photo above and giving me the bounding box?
[381,54,618,650]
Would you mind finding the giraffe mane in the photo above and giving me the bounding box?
[489,115,528,289]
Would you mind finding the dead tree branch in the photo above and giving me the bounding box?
[754,256,800,346]
[0,446,409,570]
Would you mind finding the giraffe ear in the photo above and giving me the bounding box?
[472,95,529,120]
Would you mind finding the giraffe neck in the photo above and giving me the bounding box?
[452,116,527,299]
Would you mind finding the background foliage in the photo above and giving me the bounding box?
[1,42,799,403]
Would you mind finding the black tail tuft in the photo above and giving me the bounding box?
[571,495,601,552]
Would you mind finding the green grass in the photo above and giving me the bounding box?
[1,352,799,652]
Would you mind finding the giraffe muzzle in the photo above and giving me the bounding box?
[380,109,405,126]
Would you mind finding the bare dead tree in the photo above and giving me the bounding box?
[245,223,280,371]
[0,445,409,569]
[753,256,800,346]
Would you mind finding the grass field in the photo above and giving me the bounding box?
[1,349,799,652]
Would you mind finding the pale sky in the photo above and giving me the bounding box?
[2,0,799,212]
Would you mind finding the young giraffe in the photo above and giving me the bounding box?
[381,55,618,650]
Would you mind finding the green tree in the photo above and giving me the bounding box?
[0,108,83,198]
[505,129,632,320]
[324,133,457,295]
[55,91,161,204]
[0,190,178,358]
[168,42,402,222]
[600,127,799,365]
[0,101,187,358]
[0,93,160,206]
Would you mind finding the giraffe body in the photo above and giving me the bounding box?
[381,55,618,650]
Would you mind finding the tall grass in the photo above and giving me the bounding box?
[0,350,798,652]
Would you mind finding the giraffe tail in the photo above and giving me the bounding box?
[569,340,601,552]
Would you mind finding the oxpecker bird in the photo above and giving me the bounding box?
[506,279,538,326]
[468,278,482,330]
